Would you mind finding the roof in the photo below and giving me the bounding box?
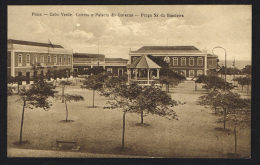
[8,39,64,48]
[105,58,128,61]
[130,46,202,53]
[128,55,161,69]
[73,53,105,58]
[207,54,218,58]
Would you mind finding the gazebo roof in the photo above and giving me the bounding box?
[128,55,161,69]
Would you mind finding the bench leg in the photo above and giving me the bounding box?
[71,145,80,151]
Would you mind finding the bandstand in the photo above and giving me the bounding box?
[127,55,161,85]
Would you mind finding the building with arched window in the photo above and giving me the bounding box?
[8,39,73,81]
[129,46,218,78]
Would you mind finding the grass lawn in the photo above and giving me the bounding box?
[7,80,251,158]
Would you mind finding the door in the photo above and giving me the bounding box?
[189,70,194,77]
[118,68,123,76]
[26,72,30,84]
[181,70,186,77]
[18,72,22,85]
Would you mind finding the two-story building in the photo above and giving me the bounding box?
[8,39,73,81]
[73,53,128,76]
[129,46,218,78]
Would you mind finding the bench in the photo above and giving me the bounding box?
[52,140,80,151]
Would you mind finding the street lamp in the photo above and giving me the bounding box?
[212,46,227,82]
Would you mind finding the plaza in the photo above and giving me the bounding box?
[7,78,251,158]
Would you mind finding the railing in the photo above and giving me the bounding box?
[129,79,160,85]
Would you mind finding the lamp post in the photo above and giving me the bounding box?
[212,46,227,82]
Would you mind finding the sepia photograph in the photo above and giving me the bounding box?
[7,5,251,158]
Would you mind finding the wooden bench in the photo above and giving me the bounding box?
[56,140,77,146]
[52,140,80,151]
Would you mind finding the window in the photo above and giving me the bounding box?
[173,57,178,66]
[189,57,194,66]
[197,70,203,76]
[189,70,194,77]
[73,68,78,72]
[47,55,51,63]
[64,55,66,64]
[34,55,37,64]
[26,54,30,65]
[181,70,186,77]
[207,58,212,67]
[83,68,89,70]
[181,57,186,66]
[173,70,178,74]
[59,56,62,65]
[133,57,138,62]
[107,68,113,73]
[18,54,22,66]
[54,55,57,64]
[197,57,203,66]
[164,56,170,63]
[68,57,71,64]
[40,55,44,63]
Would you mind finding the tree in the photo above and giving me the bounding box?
[158,76,178,93]
[198,91,251,157]
[198,90,222,114]
[56,94,84,122]
[9,75,28,94]
[57,69,66,79]
[241,65,252,75]
[135,85,178,125]
[100,74,128,99]
[15,69,57,145]
[59,80,74,103]
[8,86,13,96]
[45,70,52,81]
[199,91,249,130]
[81,74,104,107]
[106,84,178,151]
[226,67,241,76]
[196,75,234,92]
[72,71,79,84]
[218,65,229,78]
[227,105,250,157]
[233,77,251,93]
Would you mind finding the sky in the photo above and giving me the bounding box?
[8,5,251,61]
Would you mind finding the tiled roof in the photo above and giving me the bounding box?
[130,46,202,53]
[128,55,161,69]
[73,53,105,58]
[8,39,64,48]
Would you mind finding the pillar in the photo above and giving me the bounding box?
[129,69,132,80]
[135,69,137,80]
[157,69,160,78]
[147,69,150,84]
[127,69,130,83]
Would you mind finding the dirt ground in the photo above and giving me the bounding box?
[7,78,251,158]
